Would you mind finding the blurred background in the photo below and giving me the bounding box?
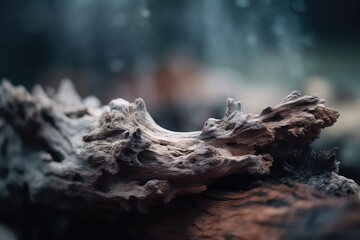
[0,0,359,180]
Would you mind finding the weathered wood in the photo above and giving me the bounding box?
[117,183,360,240]
[0,79,359,239]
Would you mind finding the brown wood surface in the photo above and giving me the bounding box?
[0,80,359,239]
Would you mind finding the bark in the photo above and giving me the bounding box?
[0,79,359,239]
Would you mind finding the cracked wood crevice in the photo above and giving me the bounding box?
[0,79,358,215]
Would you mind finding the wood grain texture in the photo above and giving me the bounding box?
[0,80,359,239]
[118,183,360,240]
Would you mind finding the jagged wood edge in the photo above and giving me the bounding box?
[0,79,358,213]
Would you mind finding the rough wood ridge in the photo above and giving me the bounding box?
[0,80,360,239]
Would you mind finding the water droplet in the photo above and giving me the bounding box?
[140,8,151,18]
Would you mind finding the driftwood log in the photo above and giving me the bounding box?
[0,80,360,240]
